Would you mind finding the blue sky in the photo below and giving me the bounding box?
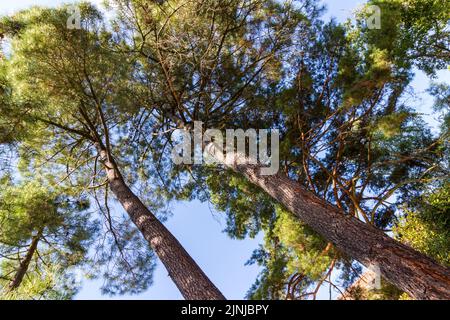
[0,0,448,300]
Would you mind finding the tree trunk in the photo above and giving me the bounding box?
[8,233,40,292]
[212,145,450,299]
[100,149,225,300]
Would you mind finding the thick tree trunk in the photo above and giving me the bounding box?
[100,150,225,300]
[209,143,450,299]
[8,233,40,292]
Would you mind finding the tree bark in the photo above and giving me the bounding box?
[8,233,40,292]
[210,144,450,299]
[99,149,225,300]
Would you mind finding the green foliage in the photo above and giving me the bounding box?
[428,83,450,132]
[394,183,450,266]
[0,264,79,300]
[374,111,410,138]
[245,239,288,300]
[207,170,276,239]
[0,178,96,299]
[246,207,334,300]
[359,0,450,75]
[273,208,332,280]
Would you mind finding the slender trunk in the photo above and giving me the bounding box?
[100,150,225,300]
[8,233,40,292]
[209,143,450,299]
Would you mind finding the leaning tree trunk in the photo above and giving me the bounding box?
[8,233,41,292]
[207,145,450,300]
[99,149,225,300]
[239,164,450,299]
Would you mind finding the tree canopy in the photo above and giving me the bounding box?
[0,0,448,300]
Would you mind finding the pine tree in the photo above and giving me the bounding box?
[106,0,449,299]
[0,4,223,299]
[0,178,96,299]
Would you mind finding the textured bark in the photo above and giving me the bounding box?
[100,150,225,300]
[8,234,40,291]
[224,159,450,300]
